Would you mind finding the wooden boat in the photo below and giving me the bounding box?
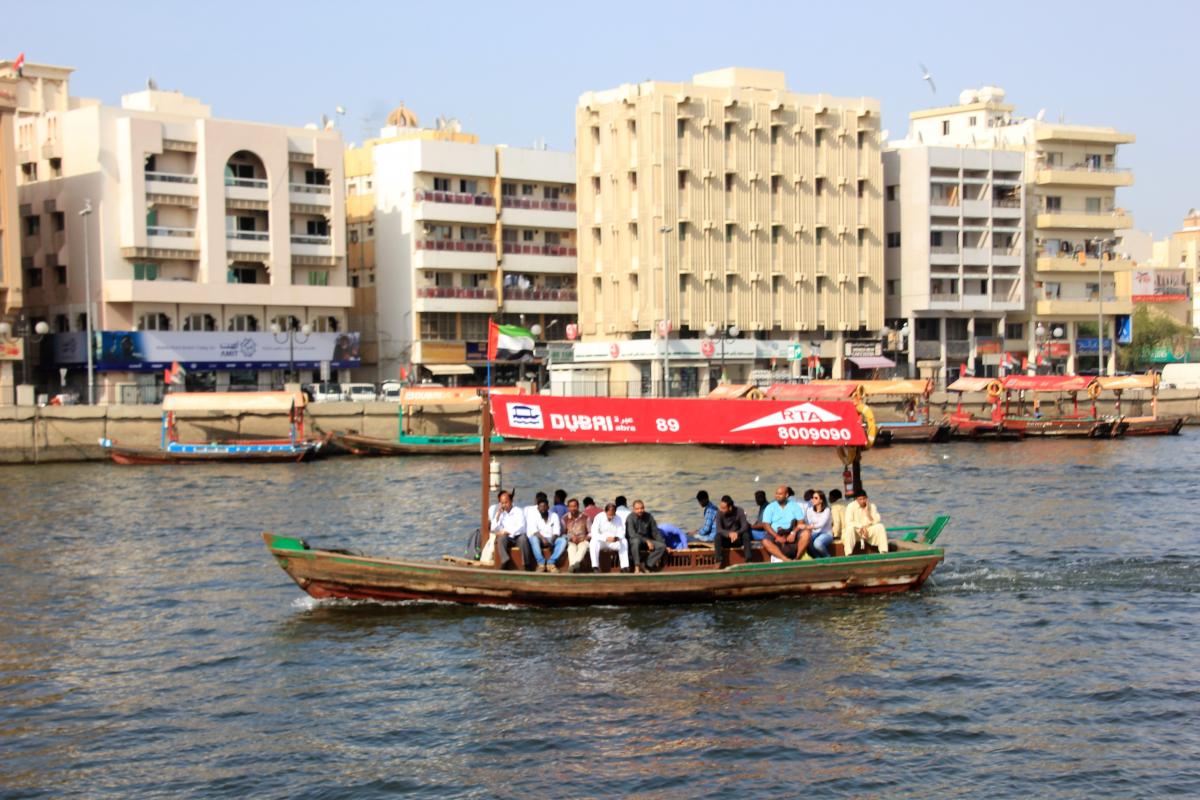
[265,394,948,607]
[332,431,546,456]
[834,379,952,443]
[1095,374,1186,437]
[763,382,891,446]
[101,391,325,464]
[999,375,1120,438]
[333,385,546,456]
[944,377,1022,440]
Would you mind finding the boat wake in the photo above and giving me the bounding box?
[930,554,1200,595]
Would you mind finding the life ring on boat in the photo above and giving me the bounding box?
[986,380,1002,399]
[1087,381,1102,400]
[857,401,877,448]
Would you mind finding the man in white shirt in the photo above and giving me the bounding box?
[589,502,631,573]
[488,490,533,570]
[614,495,633,527]
[525,495,564,572]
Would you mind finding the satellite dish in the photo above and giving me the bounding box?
[1035,109,1046,121]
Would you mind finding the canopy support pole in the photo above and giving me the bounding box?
[480,390,491,538]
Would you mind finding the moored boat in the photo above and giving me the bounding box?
[1095,374,1186,437]
[332,431,546,456]
[998,375,1118,438]
[101,391,325,464]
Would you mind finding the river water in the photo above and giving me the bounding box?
[2,436,1198,798]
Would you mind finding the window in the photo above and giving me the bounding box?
[857,179,865,198]
[306,218,329,236]
[857,229,867,246]
[886,232,901,248]
[1045,151,1063,166]
[460,179,477,194]
[815,129,824,147]
[461,314,488,341]
[629,171,638,191]
[969,116,977,127]
[816,227,825,245]
[591,126,600,147]
[677,221,688,240]
[678,170,688,190]
[1005,322,1024,340]
[522,183,534,196]
[183,313,216,332]
[545,231,562,246]
[815,178,825,196]
[886,184,897,201]
[502,228,519,243]
[420,312,457,340]
[523,229,535,242]
[308,271,329,286]
[349,229,359,244]
[433,177,450,192]
[676,119,686,138]
[1045,196,1062,212]
[55,265,67,284]
[771,175,781,195]
[228,265,259,284]
[272,315,302,332]
[725,222,735,240]
[20,162,37,182]
[55,314,69,332]
[1086,197,1102,213]
[771,225,782,245]
[52,212,65,232]
[725,173,734,192]
[228,314,259,332]
[461,227,478,241]
[724,121,735,139]
[133,262,159,281]
[138,312,171,331]
[771,125,781,145]
[543,186,561,200]
[591,176,601,196]
[26,267,43,287]
[304,168,327,186]
[310,316,339,333]
[49,158,62,178]
[857,130,866,148]
[25,216,40,236]
[501,182,516,196]
[930,231,943,247]
[941,120,950,135]
[886,279,897,296]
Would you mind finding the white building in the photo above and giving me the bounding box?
[6,61,352,402]
[353,121,577,384]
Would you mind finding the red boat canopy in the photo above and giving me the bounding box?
[490,395,867,447]
[1001,375,1095,393]
[765,383,859,401]
[706,383,764,399]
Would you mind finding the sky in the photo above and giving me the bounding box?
[8,0,1197,237]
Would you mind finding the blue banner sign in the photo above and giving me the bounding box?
[52,331,360,372]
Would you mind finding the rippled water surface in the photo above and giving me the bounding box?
[2,436,1199,798]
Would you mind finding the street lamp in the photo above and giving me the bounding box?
[271,321,312,385]
[704,323,740,385]
[659,225,673,398]
[79,199,95,405]
[1091,237,1113,376]
[0,318,50,390]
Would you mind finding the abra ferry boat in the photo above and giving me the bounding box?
[265,394,948,607]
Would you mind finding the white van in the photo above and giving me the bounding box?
[305,381,344,402]
[1160,363,1200,390]
[379,380,402,402]
[344,383,379,402]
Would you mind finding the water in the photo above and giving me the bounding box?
[2,437,1199,798]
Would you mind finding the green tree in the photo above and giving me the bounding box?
[1118,305,1194,370]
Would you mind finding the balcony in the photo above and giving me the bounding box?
[147,225,198,251]
[503,288,577,302]
[1037,297,1132,317]
[289,182,333,207]
[225,177,269,202]
[414,285,497,313]
[226,230,270,255]
[146,171,199,198]
[413,189,496,225]
[1036,254,1134,273]
[413,238,496,270]
[502,287,578,315]
[500,195,577,228]
[291,234,333,258]
[1035,166,1133,188]
[104,279,352,308]
[1035,209,1132,231]
[500,242,578,273]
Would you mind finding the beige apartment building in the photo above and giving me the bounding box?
[1147,209,1199,330]
[573,68,885,394]
[0,75,20,397]
[347,109,577,384]
[895,87,1135,377]
[4,60,352,402]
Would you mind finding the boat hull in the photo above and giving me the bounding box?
[333,431,546,456]
[264,534,944,607]
[1119,416,1185,436]
[1001,418,1114,438]
[878,421,952,443]
[104,439,321,464]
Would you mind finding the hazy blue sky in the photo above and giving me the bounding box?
[9,0,1197,236]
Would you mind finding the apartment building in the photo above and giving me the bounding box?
[574,67,885,393]
[1147,209,1199,329]
[895,87,1135,376]
[4,61,352,402]
[883,145,1026,381]
[0,75,20,396]
[348,109,577,383]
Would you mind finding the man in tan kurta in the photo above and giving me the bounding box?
[842,492,889,554]
[828,489,848,554]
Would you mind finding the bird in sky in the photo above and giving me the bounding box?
[918,62,936,94]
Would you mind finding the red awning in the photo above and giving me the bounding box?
[490,395,867,447]
[847,355,896,369]
[1001,375,1095,393]
[766,383,859,401]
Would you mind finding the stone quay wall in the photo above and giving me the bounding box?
[0,391,1197,463]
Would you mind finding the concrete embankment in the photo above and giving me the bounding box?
[0,390,1196,463]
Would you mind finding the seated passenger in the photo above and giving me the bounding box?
[749,489,770,540]
[525,495,564,572]
[713,495,752,567]
[760,484,803,562]
[589,503,631,573]
[614,495,633,526]
[551,489,569,520]
[689,490,719,543]
[582,496,602,525]
[561,498,591,573]
[842,491,889,554]
[488,490,532,570]
[828,489,849,554]
[626,499,667,574]
[799,490,834,558]
[657,523,689,550]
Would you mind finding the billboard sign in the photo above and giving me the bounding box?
[1132,269,1188,302]
[51,331,360,372]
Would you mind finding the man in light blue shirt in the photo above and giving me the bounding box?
[760,484,804,561]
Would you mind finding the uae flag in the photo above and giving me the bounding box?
[13,52,25,77]
[487,321,534,361]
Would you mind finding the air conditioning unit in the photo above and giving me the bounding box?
[792,124,804,136]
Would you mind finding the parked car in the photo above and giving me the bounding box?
[344,383,379,403]
[304,381,344,403]
[379,380,402,402]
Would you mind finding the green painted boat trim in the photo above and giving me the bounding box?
[394,434,509,446]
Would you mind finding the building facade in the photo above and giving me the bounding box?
[891,87,1135,377]
[348,112,577,384]
[0,75,20,398]
[574,67,885,392]
[5,61,352,402]
[1147,209,1200,330]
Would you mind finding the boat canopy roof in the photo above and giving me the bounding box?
[490,395,867,447]
[399,385,523,408]
[1001,375,1095,393]
[947,377,998,393]
[818,379,933,397]
[162,391,305,413]
[706,383,764,399]
[1095,374,1158,391]
[765,382,858,401]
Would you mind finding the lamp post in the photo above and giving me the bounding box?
[1091,237,1111,376]
[704,323,740,384]
[79,199,95,404]
[659,225,673,398]
[271,321,312,385]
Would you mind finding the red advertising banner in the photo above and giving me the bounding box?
[490,395,867,447]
